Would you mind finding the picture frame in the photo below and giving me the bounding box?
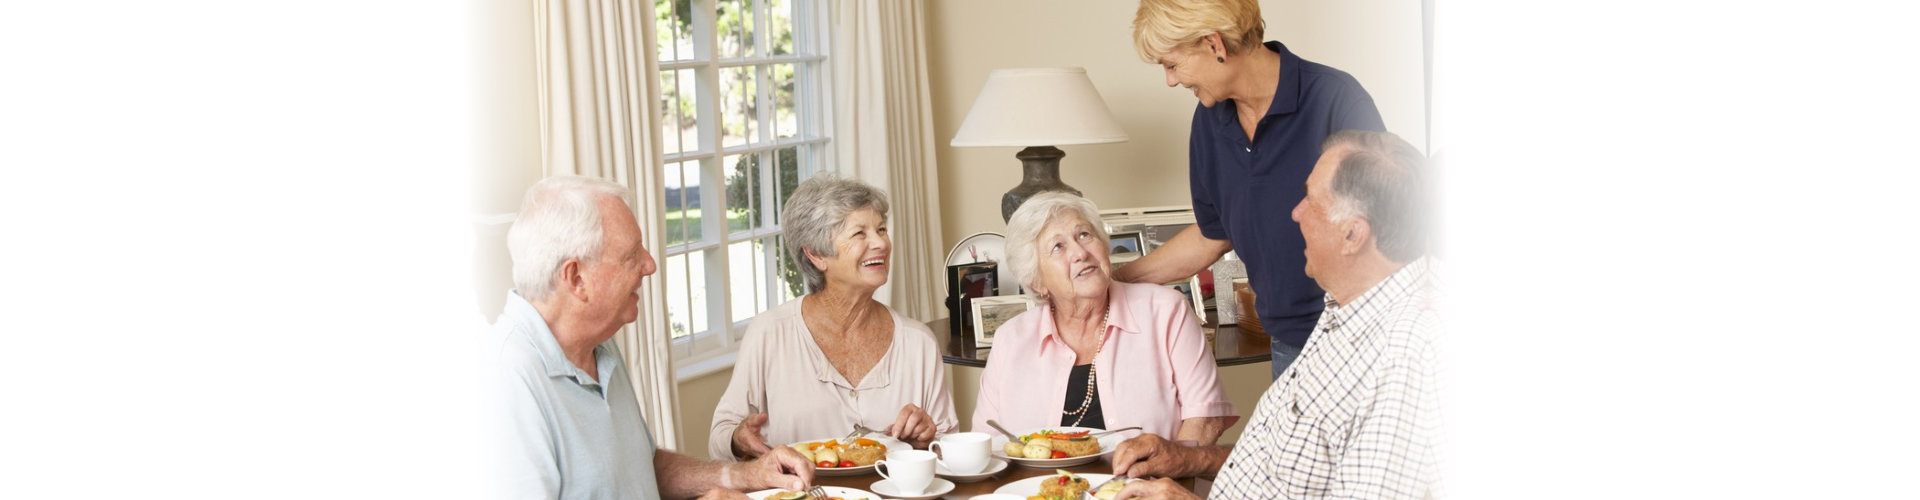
[969,294,1034,348]
[1106,231,1144,256]
[946,262,999,336]
[1163,274,1207,322]
[1210,255,1248,325]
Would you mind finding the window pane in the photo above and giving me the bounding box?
[769,0,794,56]
[723,153,765,237]
[772,146,799,223]
[666,252,692,340]
[773,234,803,301]
[682,250,710,334]
[728,239,769,324]
[717,0,753,59]
[660,69,699,156]
[772,63,796,139]
[665,160,703,247]
[656,0,694,62]
[720,66,756,148]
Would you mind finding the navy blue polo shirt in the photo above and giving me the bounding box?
[1188,41,1385,347]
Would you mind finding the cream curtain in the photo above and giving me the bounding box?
[534,0,680,450]
[832,0,945,322]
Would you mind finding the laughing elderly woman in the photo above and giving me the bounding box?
[972,193,1238,444]
[710,176,957,461]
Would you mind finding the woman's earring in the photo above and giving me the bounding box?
[1216,56,1225,63]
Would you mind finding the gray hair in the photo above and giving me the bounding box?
[1004,192,1109,301]
[506,176,636,301]
[782,175,890,293]
[1321,130,1430,263]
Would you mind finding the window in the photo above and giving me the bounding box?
[655,0,830,372]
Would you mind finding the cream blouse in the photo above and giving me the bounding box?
[708,297,958,460]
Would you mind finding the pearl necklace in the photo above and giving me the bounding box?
[1061,307,1110,426]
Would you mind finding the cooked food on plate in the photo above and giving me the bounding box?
[764,491,871,500]
[787,438,888,468]
[1003,429,1101,459]
[1029,469,1092,500]
[1091,478,1129,500]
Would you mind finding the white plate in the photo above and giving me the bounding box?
[784,435,908,477]
[746,486,880,500]
[990,427,1131,468]
[934,457,1008,482]
[993,473,1114,498]
[946,232,1018,296]
[869,478,955,500]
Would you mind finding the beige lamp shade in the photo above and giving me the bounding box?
[950,68,1129,147]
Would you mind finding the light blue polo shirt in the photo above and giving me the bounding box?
[484,290,660,500]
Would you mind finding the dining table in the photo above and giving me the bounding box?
[810,458,1203,500]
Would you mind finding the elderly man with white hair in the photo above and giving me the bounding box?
[1109,130,1441,500]
[483,176,813,500]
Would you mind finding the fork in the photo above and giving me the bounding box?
[807,485,830,500]
[838,422,881,445]
[1088,426,1143,438]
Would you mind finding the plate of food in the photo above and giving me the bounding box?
[783,435,906,477]
[992,470,1113,500]
[990,427,1130,468]
[747,486,881,500]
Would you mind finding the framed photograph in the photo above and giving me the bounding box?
[1163,274,1207,322]
[947,262,998,335]
[1107,231,1144,255]
[1100,206,1195,254]
[969,295,1034,348]
[1210,256,1248,325]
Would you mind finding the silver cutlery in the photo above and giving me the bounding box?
[1088,426,1143,438]
[807,485,830,499]
[984,419,1022,443]
[838,422,881,445]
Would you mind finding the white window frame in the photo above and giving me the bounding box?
[656,0,834,380]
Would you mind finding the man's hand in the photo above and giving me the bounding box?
[731,412,773,459]
[1111,434,1192,479]
[1111,478,1202,500]
[696,488,752,500]
[885,404,937,449]
[743,445,814,491]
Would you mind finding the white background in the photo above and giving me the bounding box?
[3,1,1917,498]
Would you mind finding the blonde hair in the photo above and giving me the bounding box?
[1131,0,1266,63]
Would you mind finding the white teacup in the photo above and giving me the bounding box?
[873,449,941,495]
[929,432,992,474]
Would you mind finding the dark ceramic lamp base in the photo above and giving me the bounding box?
[999,145,1082,221]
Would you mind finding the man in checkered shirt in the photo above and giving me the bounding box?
[1109,129,1441,500]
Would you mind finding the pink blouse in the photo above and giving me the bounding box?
[972,281,1238,439]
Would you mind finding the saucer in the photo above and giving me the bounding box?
[868,478,954,500]
[934,457,1008,482]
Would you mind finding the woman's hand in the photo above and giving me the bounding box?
[731,412,773,459]
[885,403,937,449]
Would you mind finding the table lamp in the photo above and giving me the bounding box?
[951,67,1129,221]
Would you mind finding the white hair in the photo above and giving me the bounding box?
[506,176,636,301]
[1320,130,1430,262]
[1004,192,1109,301]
